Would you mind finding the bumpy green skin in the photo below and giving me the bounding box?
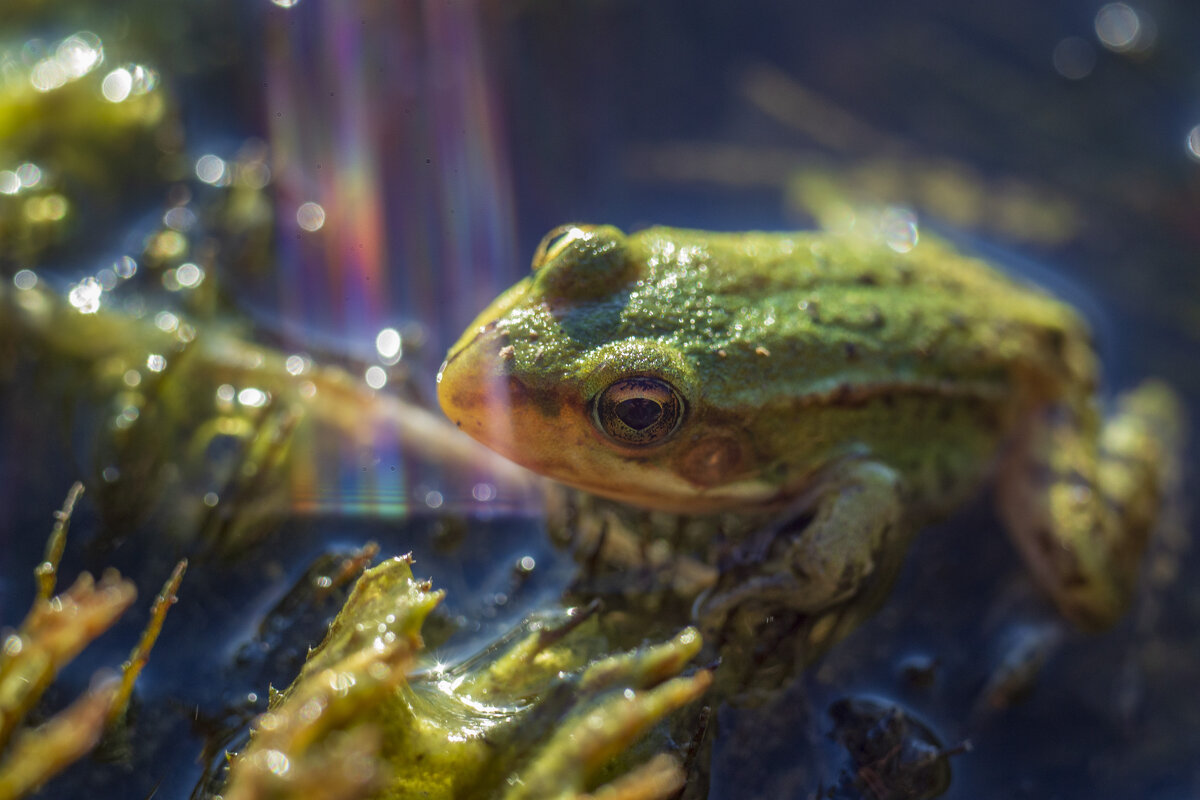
[439,222,1182,634]
[441,224,1089,512]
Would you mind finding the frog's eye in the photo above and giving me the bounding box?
[531,224,592,271]
[593,376,684,446]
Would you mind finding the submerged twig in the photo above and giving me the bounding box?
[33,481,84,603]
[107,558,189,728]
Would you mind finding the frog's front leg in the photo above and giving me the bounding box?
[997,381,1183,630]
[698,460,909,631]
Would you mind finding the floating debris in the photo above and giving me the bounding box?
[827,696,966,800]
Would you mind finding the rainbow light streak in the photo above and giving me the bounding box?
[266,0,521,517]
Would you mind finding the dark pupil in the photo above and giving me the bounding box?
[614,397,662,430]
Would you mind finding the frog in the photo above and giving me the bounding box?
[436,220,1182,654]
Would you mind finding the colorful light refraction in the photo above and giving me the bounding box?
[265,0,522,517]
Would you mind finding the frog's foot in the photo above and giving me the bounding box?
[697,461,907,650]
[998,380,1185,630]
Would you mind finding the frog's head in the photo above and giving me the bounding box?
[438,224,769,512]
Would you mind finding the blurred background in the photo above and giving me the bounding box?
[0,1,1197,798]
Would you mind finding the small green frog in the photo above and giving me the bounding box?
[438,221,1180,638]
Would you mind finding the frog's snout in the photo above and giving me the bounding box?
[437,323,522,454]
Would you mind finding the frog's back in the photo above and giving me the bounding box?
[626,226,1097,411]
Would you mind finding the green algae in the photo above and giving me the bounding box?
[224,556,710,800]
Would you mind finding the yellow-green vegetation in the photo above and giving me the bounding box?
[226,556,711,800]
[0,271,540,555]
[0,31,171,264]
[0,485,184,800]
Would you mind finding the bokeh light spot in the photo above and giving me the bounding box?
[102,68,132,102]
[1186,125,1200,162]
[176,262,205,288]
[13,270,37,290]
[67,277,102,314]
[364,366,387,389]
[195,154,227,185]
[30,58,68,92]
[285,354,308,375]
[164,206,197,232]
[1095,3,1154,53]
[880,207,919,253]
[262,750,290,776]
[56,32,103,78]
[296,201,326,232]
[114,255,138,279]
[1052,37,1096,79]
[238,387,268,407]
[15,163,41,188]
[25,195,69,222]
[154,311,180,332]
[375,327,402,362]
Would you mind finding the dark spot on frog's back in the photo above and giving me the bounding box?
[829,382,872,409]
[1040,326,1067,360]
